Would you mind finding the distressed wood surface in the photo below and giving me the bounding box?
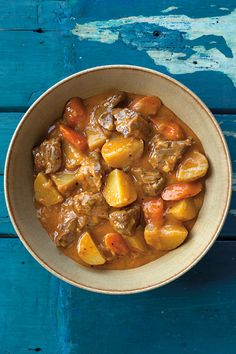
[0,239,62,354]
[0,0,71,30]
[1,239,236,354]
[0,0,236,109]
[1,1,236,353]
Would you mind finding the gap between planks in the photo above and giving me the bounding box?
[0,28,57,32]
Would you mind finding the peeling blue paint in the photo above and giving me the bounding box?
[72,9,236,86]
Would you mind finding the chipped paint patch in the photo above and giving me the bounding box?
[72,9,236,86]
[161,6,178,13]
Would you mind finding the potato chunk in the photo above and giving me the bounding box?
[124,226,146,252]
[63,141,85,170]
[103,169,137,207]
[176,150,208,182]
[130,96,161,116]
[101,135,144,168]
[51,172,78,195]
[77,231,106,265]
[144,223,188,251]
[34,172,63,206]
[86,125,107,150]
[167,199,197,221]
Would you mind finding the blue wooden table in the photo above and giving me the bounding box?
[1,1,236,353]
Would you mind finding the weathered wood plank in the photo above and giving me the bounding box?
[0,113,235,236]
[69,1,236,110]
[0,113,20,172]
[61,240,236,354]
[0,238,66,354]
[0,31,77,109]
[0,113,22,234]
[0,0,71,30]
[217,115,236,235]
[1,2,236,353]
[1,238,236,353]
[0,176,15,235]
[68,0,236,20]
[0,1,236,109]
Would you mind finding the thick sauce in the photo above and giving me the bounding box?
[34,91,207,270]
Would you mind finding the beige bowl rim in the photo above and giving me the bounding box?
[4,65,232,294]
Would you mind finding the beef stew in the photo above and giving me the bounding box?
[33,90,208,270]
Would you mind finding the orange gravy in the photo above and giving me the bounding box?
[35,91,206,270]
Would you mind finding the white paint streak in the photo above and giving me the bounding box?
[161,6,178,13]
[72,9,236,86]
[219,7,229,11]
[72,24,118,43]
[230,210,236,216]
[223,130,236,138]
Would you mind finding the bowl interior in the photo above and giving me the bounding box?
[5,66,231,294]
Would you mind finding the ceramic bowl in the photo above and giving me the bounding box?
[5,65,232,294]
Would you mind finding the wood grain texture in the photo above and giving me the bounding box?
[1,2,236,352]
[1,238,236,353]
[71,1,236,103]
[0,1,236,109]
[0,239,62,354]
[0,0,72,30]
[1,113,235,236]
[0,31,76,109]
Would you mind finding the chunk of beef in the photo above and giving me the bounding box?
[90,91,126,134]
[98,111,115,131]
[54,217,77,248]
[76,152,103,192]
[109,204,140,236]
[91,104,114,136]
[54,199,78,247]
[86,92,126,150]
[73,191,109,226]
[33,137,62,174]
[103,91,126,109]
[148,135,192,173]
[131,167,166,196]
[114,108,152,139]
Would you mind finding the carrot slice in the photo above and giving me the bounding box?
[142,197,164,227]
[151,118,184,141]
[59,124,87,151]
[129,96,161,116]
[162,182,202,201]
[63,97,88,129]
[104,233,129,256]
